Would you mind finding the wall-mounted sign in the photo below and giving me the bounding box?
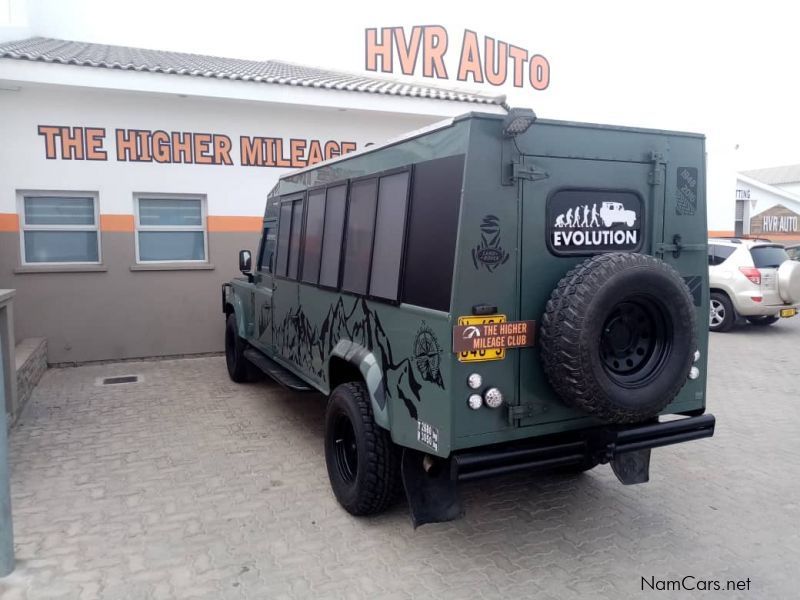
[37,125,356,168]
[750,204,800,235]
[365,26,550,92]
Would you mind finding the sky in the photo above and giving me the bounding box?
[5,0,800,227]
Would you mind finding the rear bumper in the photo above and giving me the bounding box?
[451,414,715,482]
[733,291,797,316]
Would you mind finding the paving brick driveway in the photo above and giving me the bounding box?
[1,317,798,599]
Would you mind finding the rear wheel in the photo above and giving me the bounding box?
[709,292,735,332]
[746,315,779,326]
[324,382,401,516]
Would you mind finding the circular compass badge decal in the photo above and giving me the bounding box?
[413,322,444,387]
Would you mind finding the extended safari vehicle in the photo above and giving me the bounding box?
[222,109,715,526]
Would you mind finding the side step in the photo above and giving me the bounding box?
[243,348,315,392]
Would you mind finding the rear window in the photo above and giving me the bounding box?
[751,245,788,269]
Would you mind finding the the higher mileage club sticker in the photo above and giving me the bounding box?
[547,189,643,256]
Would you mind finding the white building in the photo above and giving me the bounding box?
[734,165,800,243]
[0,37,504,363]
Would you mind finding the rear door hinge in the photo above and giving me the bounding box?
[512,162,549,183]
[508,403,547,425]
[648,151,665,186]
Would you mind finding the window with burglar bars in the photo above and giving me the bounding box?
[134,195,207,262]
[19,192,100,264]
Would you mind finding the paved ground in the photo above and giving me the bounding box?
[0,317,798,599]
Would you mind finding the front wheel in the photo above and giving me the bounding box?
[746,315,779,326]
[709,292,735,332]
[324,382,401,516]
[225,314,250,383]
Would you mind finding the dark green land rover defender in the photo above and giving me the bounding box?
[222,109,715,525]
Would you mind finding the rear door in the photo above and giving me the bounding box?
[251,220,277,353]
[751,244,790,305]
[518,156,663,426]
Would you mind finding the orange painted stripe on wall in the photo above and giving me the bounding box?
[708,230,735,237]
[0,213,18,231]
[100,214,135,232]
[208,216,262,232]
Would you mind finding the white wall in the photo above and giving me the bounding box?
[0,84,439,218]
[735,177,800,235]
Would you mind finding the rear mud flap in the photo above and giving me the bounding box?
[401,449,463,527]
[610,448,651,484]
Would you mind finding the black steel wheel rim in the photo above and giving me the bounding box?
[333,413,358,483]
[599,295,672,387]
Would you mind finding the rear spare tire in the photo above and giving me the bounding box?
[540,253,696,424]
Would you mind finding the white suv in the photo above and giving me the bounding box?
[708,238,800,332]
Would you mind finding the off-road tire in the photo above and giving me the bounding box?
[225,314,250,383]
[324,382,401,516]
[746,315,779,326]
[709,292,735,332]
[540,253,696,424]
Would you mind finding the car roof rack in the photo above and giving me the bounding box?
[709,236,773,244]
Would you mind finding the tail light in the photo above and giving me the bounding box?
[739,266,761,285]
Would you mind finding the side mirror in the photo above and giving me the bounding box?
[239,250,252,274]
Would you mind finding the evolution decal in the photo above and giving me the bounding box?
[36,125,356,167]
[472,215,510,272]
[274,297,445,420]
[547,189,643,255]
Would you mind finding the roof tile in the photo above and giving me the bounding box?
[0,36,504,106]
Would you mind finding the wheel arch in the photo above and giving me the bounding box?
[328,340,390,430]
[224,294,249,339]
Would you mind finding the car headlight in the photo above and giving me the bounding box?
[689,366,700,380]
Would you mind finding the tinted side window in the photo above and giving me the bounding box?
[301,189,326,284]
[370,172,410,300]
[342,179,378,294]
[287,199,304,279]
[402,155,465,311]
[319,185,347,288]
[715,245,736,264]
[751,245,789,268]
[258,225,276,273]
[276,202,292,276]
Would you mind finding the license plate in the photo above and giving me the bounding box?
[780,308,797,318]
[456,314,507,363]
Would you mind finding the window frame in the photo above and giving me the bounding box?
[368,169,413,302]
[273,165,414,306]
[17,190,102,266]
[341,166,412,304]
[133,193,208,264]
[256,221,277,274]
[274,192,306,281]
[316,182,350,292]
[340,174,380,296]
